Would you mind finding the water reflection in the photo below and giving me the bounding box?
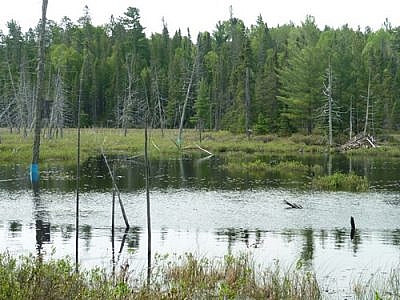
[3,153,400,192]
[80,225,92,249]
[9,221,22,237]
[61,224,73,241]
[215,228,265,252]
[126,226,141,250]
[35,219,50,254]
[300,228,314,263]
[32,184,51,257]
[1,155,400,298]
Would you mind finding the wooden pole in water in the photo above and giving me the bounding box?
[145,119,152,286]
[75,46,86,272]
[111,164,116,278]
[101,151,130,229]
[350,216,355,240]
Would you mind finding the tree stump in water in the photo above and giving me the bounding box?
[350,216,355,240]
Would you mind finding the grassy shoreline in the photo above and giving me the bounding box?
[1,128,399,165]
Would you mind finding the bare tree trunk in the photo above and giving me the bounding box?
[178,56,197,147]
[363,71,371,136]
[327,62,333,147]
[245,67,251,139]
[144,118,151,286]
[31,0,48,170]
[153,69,164,137]
[75,47,86,273]
[349,98,353,140]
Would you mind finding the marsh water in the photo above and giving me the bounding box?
[1,153,400,298]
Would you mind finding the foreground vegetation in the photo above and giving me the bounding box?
[0,251,398,299]
[0,252,320,300]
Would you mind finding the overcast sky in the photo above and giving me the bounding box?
[1,0,399,36]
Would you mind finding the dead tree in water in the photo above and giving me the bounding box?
[31,0,48,167]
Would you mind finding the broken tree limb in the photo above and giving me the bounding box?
[194,144,213,156]
[182,144,214,156]
[151,139,160,152]
[366,137,376,148]
[101,149,130,229]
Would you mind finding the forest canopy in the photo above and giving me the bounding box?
[1,7,399,141]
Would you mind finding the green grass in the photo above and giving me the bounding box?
[223,158,309,179]
[0,128,330,165]
[312,172,369,192]
[0,251,397,299]
[1,128,399,165]
[0,252,321,300]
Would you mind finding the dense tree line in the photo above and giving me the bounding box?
[1,6,400,141]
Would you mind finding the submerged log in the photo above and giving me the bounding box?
[284,200,303,209]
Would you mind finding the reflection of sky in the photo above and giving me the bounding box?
[0,188,399,297]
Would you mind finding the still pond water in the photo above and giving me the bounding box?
[0,153,400,298]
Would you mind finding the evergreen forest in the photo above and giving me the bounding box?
[1,6,400,142]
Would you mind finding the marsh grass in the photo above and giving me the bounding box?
[0,129,328,165]
[223,158,310,181]
[352,267,400,300]
[312,172,369,192]
[0,251,322,300]
[1,128,399,165]
[1,250,399,299]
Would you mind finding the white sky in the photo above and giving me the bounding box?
[1,0,399,37]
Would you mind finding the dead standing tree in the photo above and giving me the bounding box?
[48,70,68,138]
[31,0,48,183]
[177,51,198,148]
[121,55,138,136]
[323,60,334,147]
[363,70,372,136]
[151,67,165,137]
[16,62,34,137]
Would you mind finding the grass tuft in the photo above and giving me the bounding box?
[312,172,369,192]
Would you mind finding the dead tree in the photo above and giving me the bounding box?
[152,68,165,137]
[323,61,333,147]
[31,0,48,168]
[48,70,67,138]
[121,55,138,136]
[245,67,251,139]
[363,71,372,136]
[177,53,198,148]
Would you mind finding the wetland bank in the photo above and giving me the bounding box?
[1,129,400,299]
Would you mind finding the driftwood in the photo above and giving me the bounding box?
[340,133,376,151]
[182,144,214,156]
[284,200,303,209]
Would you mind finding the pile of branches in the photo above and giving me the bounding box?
[340,133,376,151]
